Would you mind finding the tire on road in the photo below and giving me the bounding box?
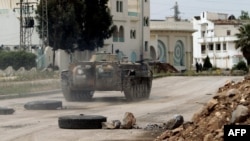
[0,107,15,115]
[58,114,107,129]
[24,100,62,110]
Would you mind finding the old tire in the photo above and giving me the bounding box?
[0,107,15,115]
[61,76,94,101]
[124,78,152,101]
[24,100,62,110]
[58,114,107,129]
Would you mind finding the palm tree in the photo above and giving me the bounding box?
[235,24,250,65]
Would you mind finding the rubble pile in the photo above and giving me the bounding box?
[155,76,250,141]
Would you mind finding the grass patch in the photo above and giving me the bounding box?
[0,71,61,95]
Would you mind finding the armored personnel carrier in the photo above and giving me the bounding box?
[61,52,153,101]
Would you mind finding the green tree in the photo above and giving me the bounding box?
[239,10,250,20]
[235,24,250,65]
[36,0,114,53]
[203,56,212,70]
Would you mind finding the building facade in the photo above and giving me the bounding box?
[192,11,243,69]
[0,0,151,70]
[58,0,151,70]
[150,17,194,71]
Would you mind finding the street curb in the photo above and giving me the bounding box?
[0,89,62,100]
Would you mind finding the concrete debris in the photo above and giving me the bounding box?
[102,112,138,129]
[112,120,121,129]
[154,75,250,141]
[102,120,121,129]
[144,115,184,132]
[164,115,184,130]
[121,112,136,129]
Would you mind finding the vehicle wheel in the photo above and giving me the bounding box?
[58,114,107,129]
[24,100,62,110]
[124,78,152,101]
[61,75,74,101]
[77,90,94,101]
[61,76,94,101]
[0,107,15,115]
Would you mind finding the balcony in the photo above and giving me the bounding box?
[198,36,238,43]
[128,11,139,21]
[128,12,138,17]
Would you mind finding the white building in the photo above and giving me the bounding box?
[192,11,243,69]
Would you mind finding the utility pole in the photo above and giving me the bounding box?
[41,0,49,51]
[17,0,37,51]
[140,0,144,61]
[19,0,24,50]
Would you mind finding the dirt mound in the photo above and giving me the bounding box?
[155,75,250,141]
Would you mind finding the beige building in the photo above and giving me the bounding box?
[57,0,151,70]
[150,17,195,71]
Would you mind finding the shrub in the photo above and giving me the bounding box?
[0,51,36,70]
[232,61,249,72]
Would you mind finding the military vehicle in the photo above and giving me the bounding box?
[61,52,153,101]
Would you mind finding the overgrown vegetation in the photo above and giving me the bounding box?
[0,71,60,95]
[232,60,249,72]
[235,24,250,65]
[15,70,59,81]
[0,51,36,70]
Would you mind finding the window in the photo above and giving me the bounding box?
[116,1,119,12]
[130,30,136,39]
[216,44,221,51]
[130,30,133,39]
[144,17,149,26]
[116,1,123,12]
[227,30,231,36]
[223,43,226,50]
[201,31,205,37]
[209,44,213,51]
[119,1,123,12]
[112,26,118,42]
[201,45,206,54]
[119,26,124,42]
[145,41,148,52]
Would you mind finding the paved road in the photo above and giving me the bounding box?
[0,76,243,141]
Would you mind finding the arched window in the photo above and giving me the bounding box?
[119,26,124,42]
[112,25,118,42]
[158,40,167,62]
[174,40,185,66]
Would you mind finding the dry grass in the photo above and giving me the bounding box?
[0,71,61,95]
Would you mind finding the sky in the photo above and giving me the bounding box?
[150,0,250,20]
